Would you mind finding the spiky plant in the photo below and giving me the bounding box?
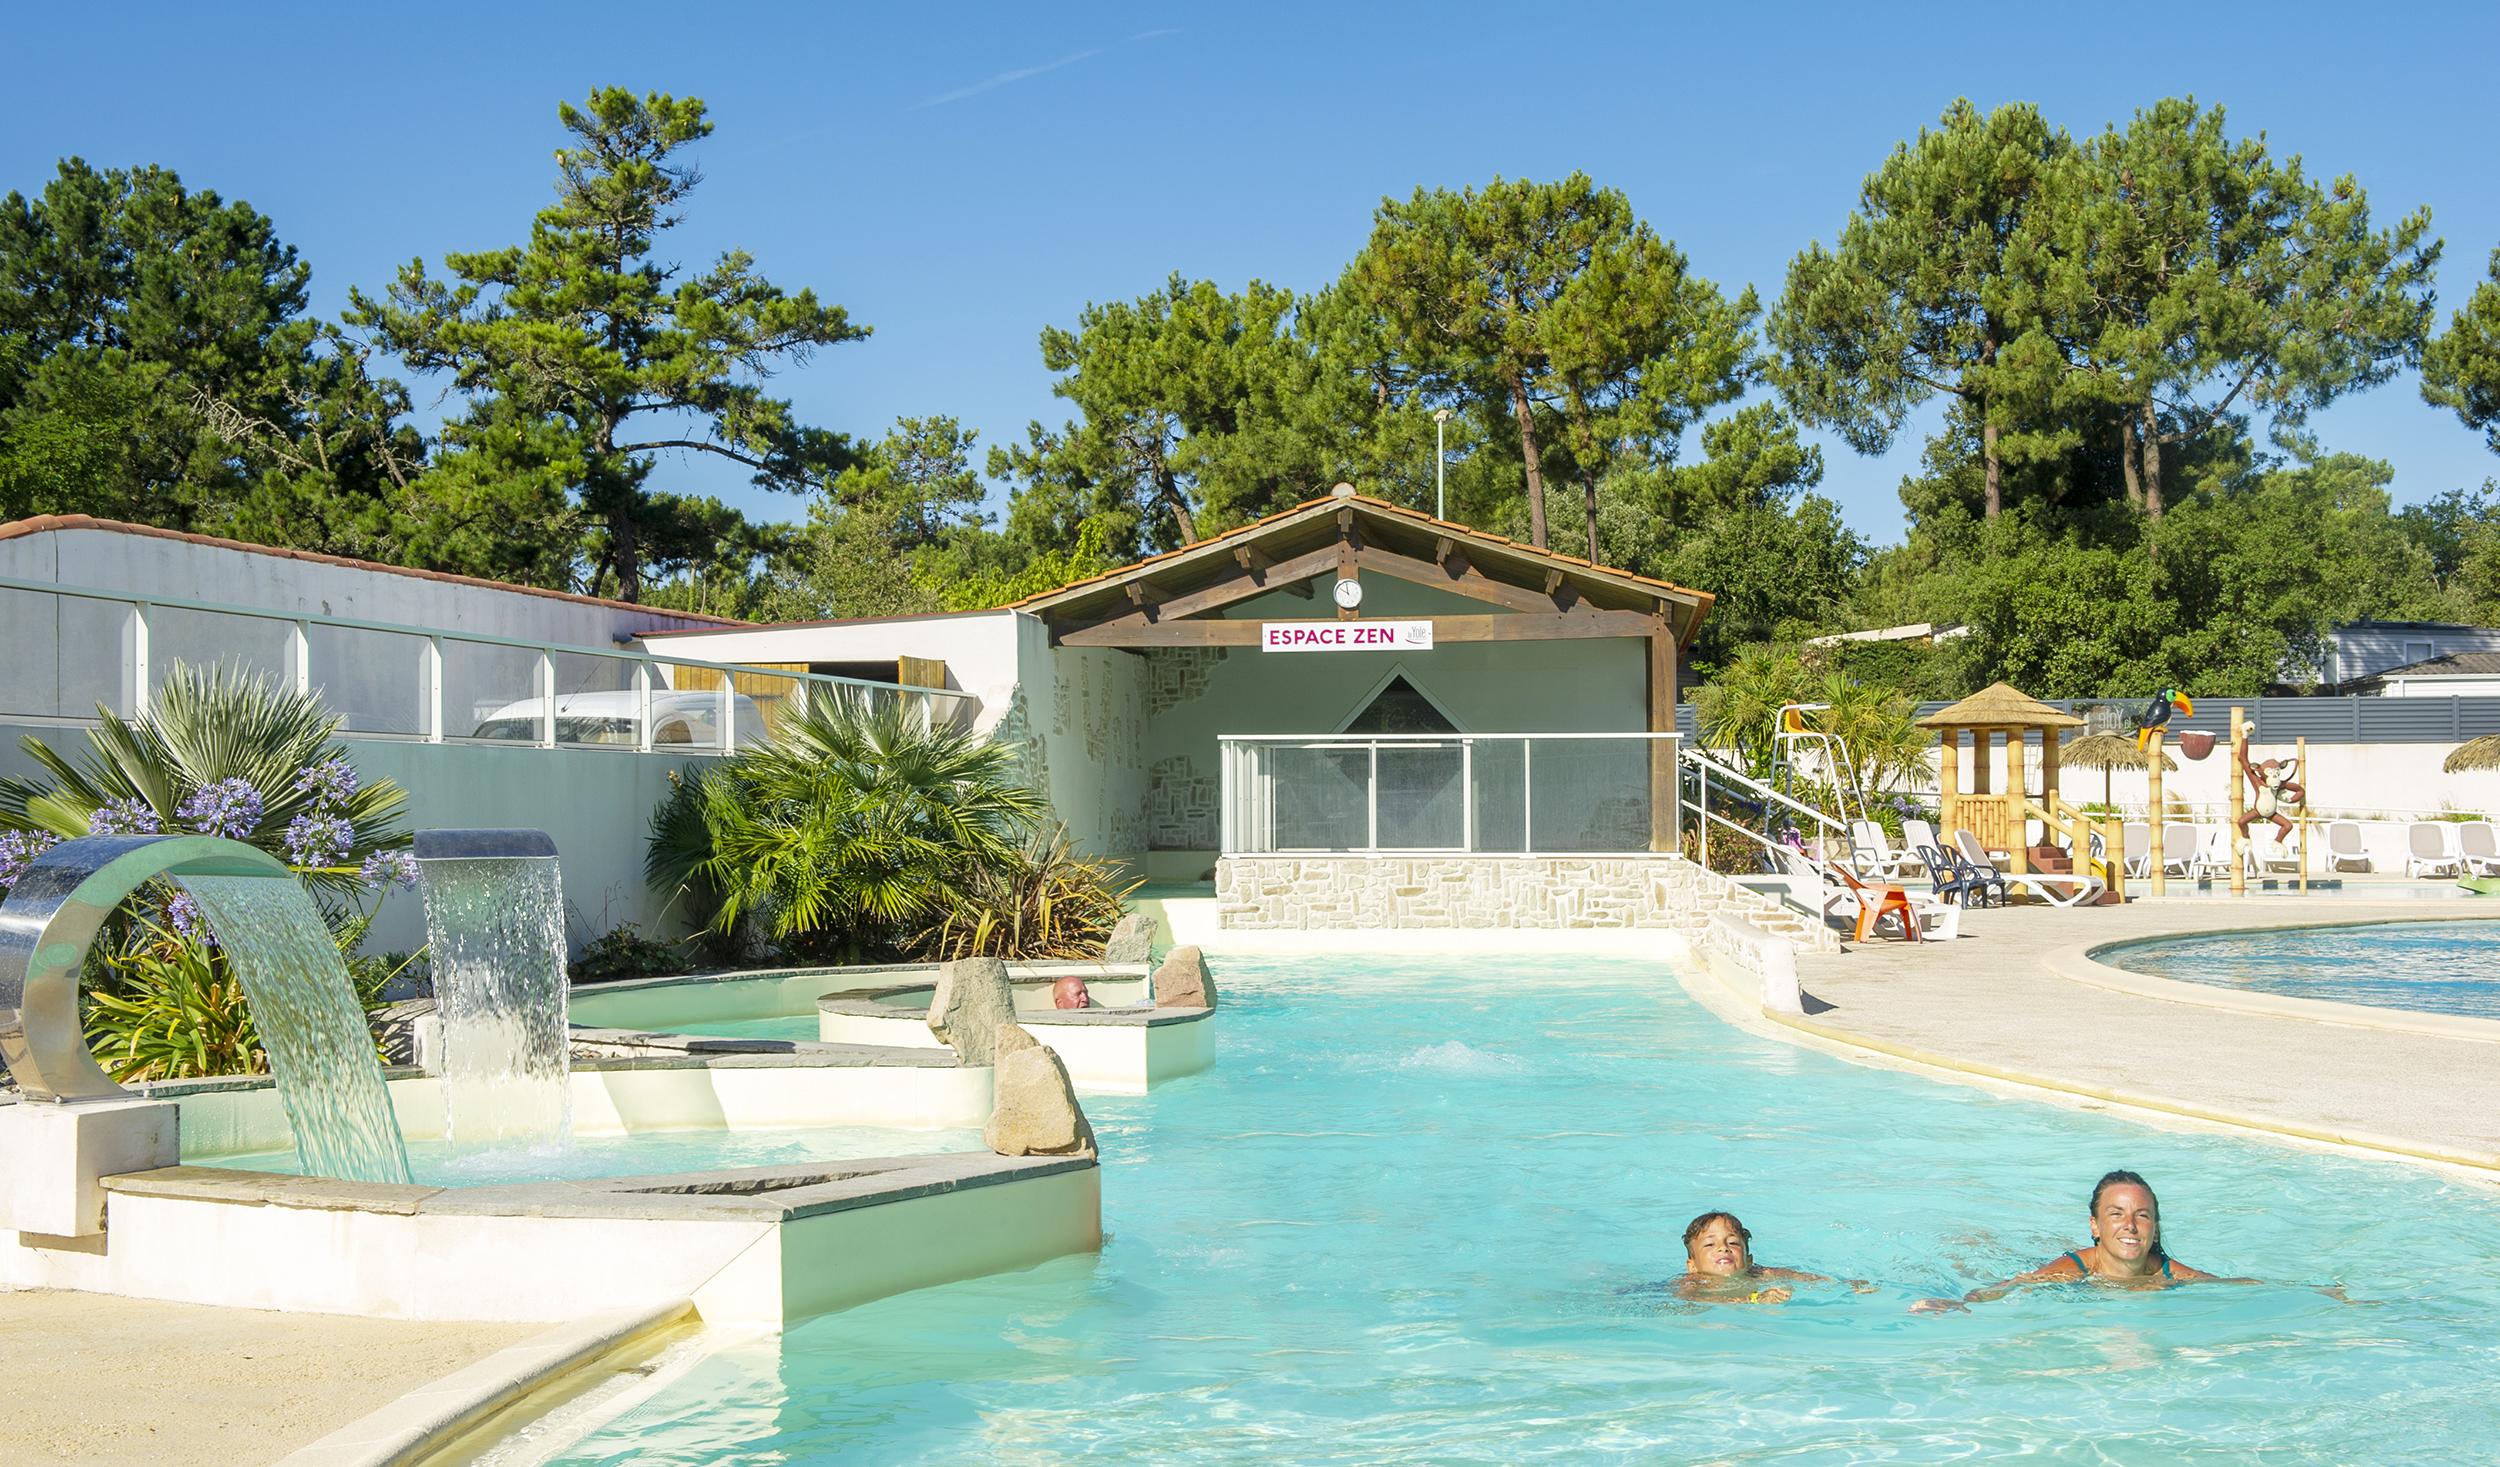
[916,824,1140,962]
[647,689,1043,958]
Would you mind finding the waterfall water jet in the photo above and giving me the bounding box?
[414,830,571,1151]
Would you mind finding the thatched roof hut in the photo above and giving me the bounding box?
[2445,734,2500,774]
[1916,681,2084,731]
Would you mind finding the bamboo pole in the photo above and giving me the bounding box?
[2297,734,2310,893]
[2229,706,2248,896]
[2148,729,2167,898]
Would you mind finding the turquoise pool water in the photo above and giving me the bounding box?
[664,1014,819,1043]
[546,956,2500,1462]
[203,1123,981,1186]
[2110,918,2500,1020]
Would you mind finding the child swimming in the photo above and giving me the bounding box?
[1676,1211,1841,1304]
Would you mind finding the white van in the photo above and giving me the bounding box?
[467,690,770,748]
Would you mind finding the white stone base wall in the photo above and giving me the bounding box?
[1214,856,1838,950]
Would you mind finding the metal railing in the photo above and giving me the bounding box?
[0,573,972,754]
[1673,695,2500,746]
[1679,746,1852,871]
[1219,732,1681,856]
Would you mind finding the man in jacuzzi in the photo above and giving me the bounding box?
[1913,1170,2255,1312]
[1677,1212,1852,1303]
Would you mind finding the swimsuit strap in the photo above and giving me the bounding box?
[2161,1254,2174,1280]
[2061,1250,2087,1274]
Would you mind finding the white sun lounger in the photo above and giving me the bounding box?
[2407,822,2464,878]
[1952,829,2106,908]
[2458,820,2500,877]
[2121,820,2150,878]
[2324,820,2370,873]
[1848,819,1916,880]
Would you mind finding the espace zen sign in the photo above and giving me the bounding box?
[1260,620,1435,652]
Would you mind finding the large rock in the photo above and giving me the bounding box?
[1151,945,1216,1009]
[927,957,1016,1065]
[983,1023,1097,1159]
[1102,912,1159,965]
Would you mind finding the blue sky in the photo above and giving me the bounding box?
[7,2,2497,541]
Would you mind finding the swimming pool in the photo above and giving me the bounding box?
[2108,918,2500,1021]
[534,955,2500,1462]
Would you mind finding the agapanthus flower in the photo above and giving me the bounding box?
[283,811,355,868]
[359,848,421,892]
[88,798,162,837]
[0,829,60,891]
[164,890,215,947]
[177,778,264,840]
[293,757,359,811]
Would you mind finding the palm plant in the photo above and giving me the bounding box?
[648,689,1043,958]
[0,662,410,895]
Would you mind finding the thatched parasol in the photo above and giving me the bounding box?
[2446,735,2500,773]
[2062,731,2179,808]
[1916,681,2085,731]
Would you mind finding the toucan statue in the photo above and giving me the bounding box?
[2134,688,2195,752]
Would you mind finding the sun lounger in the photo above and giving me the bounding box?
[1782,847,1958,941]
[2459,820,2500,878]
[1952,828,2106,907]
[2121,821,2150,879]
[2406,821,2464,878]
[1848,819,1917,880]
[2156,822,2199,878]
[2324,820,2370,873]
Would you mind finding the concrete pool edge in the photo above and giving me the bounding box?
[1674,932,2500,1181]
[2063,914,2500,1043]
[272,1298,698,1467]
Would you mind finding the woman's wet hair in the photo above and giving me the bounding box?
[1683,1211,1751,1249]
[2089,1170,2156,1214]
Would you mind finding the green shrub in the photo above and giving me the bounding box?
[570,923,693,983]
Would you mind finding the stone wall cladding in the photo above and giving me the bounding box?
[1213,855,1839,951]
[1148,753,1219,851]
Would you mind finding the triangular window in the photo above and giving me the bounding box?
[1342,674,1459,735]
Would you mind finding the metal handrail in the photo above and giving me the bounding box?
[1679,745,1850,836]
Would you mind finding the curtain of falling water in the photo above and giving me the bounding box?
[418,856,570,1149]
[177,875,413,1184]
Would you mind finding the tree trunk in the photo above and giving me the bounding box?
[1152,460,1198,544]
[1508,375,1549,548]
[1571,410,1602,563]
[2118,416,2142,511]
[1981,416,2003,520]
[610,508,641,604]
[2138,400,2163,521]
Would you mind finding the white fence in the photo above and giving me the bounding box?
[1219,732,1680,857]
[0,573,971,752]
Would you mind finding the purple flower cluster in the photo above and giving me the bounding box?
[283,812,355,868]
[359,849,420,891]
[177,778,265,840]
[88,798,162,836]
[0,829,60,891]
[164,890,215,947]
[294,757,359,808]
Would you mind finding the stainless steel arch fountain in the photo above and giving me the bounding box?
[0,834,291,1103]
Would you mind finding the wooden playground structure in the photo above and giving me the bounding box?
[1921,682,2312,901]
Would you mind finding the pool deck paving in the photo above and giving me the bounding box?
[1780,897,2500,1170]
[0,1287,538,1467]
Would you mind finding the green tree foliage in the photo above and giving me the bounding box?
[1772,101,2074,521]
[1346,173,1756,551]
[2047,99,2438,518]
[757,416,995,620]
[0,159,420,546]
[2423,247,2500,452]
[348,88,867,600]
[1003,275,1326,554]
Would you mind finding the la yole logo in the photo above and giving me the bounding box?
[1260,620,1436,652]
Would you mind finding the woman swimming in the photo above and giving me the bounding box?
[1677,1211,1844,1304]
[1913,1170,2254,1312]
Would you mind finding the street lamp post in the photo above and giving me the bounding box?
[1432,408,1451,520]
